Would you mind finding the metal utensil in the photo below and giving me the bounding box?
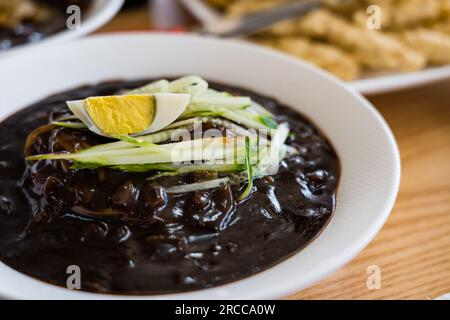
[180,0,321,38]
[150,0,188,30]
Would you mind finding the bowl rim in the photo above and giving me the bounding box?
[0,0,124,58]
[0,33,401,300]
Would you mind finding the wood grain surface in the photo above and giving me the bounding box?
[290,82,450,300]
[97,6,450,300]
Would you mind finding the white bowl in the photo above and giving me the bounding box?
[0,0,124,57]
[0,33,400,300]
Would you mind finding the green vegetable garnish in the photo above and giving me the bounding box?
[27,76,295,196]
[238,136,254,202]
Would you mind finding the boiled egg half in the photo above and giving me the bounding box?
[66,93,190,137]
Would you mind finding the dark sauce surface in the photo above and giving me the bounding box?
[0,80,339,294]
[0,1,89,51]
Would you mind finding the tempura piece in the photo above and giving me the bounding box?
[272,37,361,80]
[323,0,363,16]
[236,0,365,37]
[354,0,443,29]
[439,0,450,17]
[298,9,426,71]
[262,19,300,37]
[430,17,450,35]
[206,0,236,10]
[0,0,52,28]
[204,0,450,79]
[392,0,441,28]
[226,0,364,17]
[400,29,450,64]
[226,0,286,17]
[0,0,35,28]
[352,1,395,29]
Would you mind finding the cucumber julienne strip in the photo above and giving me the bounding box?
[146,163,245,179]
[52,121,87,129]
[252,123,290,178]
[27,76,293,196]
[232,109,278,129]
[168,76,208,95]
[189,96,251,109]
[181,108,276,131]
[54,115,79,121]
[111,135,159,148]
[126,79,170,95]
[54,107,275,136]
[167,117,270,145]
[72,160,246,175]
[54,76,276,138]
[165,177,230,194]
[26,136,247,165]
[238,136,254,202]
[72,118,265,158]
[80,129,179,154]
[249,101,274,117]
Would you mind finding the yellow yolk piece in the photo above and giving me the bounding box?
[85,95,156,135]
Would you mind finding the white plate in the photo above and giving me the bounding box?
[0,33,400,300]
[0,0,124,57]
[350,66,450,95]
[180,0,450,95]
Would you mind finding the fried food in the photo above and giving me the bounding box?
[227,0,286,17]
[271,37,361,80]
[204,0,450,80]
[206,0,233,10]
[430,17,450,34]
[440,0,450,17]
[354,0,442,29]
[400,28,450,64]
[298,10,426,71]
[0,0,52,28]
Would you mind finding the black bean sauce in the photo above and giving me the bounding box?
[0,1,90,51]
[0,80,339,294]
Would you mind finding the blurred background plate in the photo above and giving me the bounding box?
[180,0,450,94]
[349,65,450,94]
[0,0,124,57]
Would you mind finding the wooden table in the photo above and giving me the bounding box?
[292,83,450,300]
[97,7,450,300]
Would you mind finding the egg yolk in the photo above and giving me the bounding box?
[85,95,156,135]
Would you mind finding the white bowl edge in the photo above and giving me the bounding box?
[0,33,401,300]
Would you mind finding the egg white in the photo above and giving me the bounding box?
[66,93,191,137]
